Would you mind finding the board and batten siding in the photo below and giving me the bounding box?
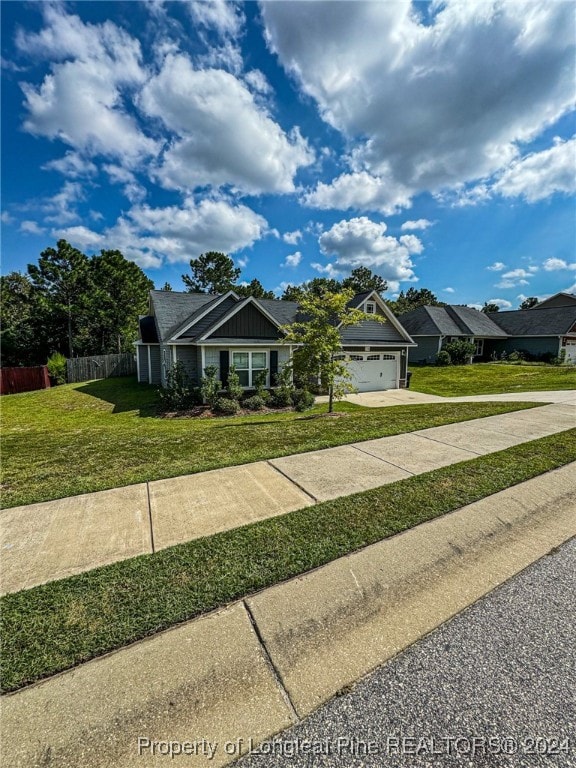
[137,346,149,383]
[211,303,280,339]
[149,345,162,385]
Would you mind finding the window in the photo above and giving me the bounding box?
[381,354,396,360]
[365,301,376,314]
[349,354,364,361]
[474,338,484,357]
[367,354,380,360]
[232,351,267,387]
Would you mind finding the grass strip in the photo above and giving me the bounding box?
[1,375,544,508]
[2,428,575,693]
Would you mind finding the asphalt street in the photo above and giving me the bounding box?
[236,538,576,768]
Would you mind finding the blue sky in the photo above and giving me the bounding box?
[2,0,575,308]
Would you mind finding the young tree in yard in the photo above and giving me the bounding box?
[481,302,500,313]
[88,250,154,353]
[281,288,385,413]
[519,296,539,309]
[235,279,275,299]
[182,252,240,294]
[27,239,91,358]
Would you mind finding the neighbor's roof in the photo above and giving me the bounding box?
[532,292,576,310]
[486,306,576,336]
[398,305,507,337]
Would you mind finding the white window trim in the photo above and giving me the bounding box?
[365,301,376,314]
[230,349,269,388]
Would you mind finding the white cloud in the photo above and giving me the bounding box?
[42,151,97,178]
[282,230,302,245]
[310,262,343,279]
[1,211,14,224]
[495,267,535,289]
[17,5,157,161]
[401,219,432,231]
[487,298,513,309]
[20,220,45,235]
[51,224,104,249]
[41,181,84,225]
[317,216,419,291]
[303,171,411,215]
[543,257,576,271]
[103,165,147,203]
[487,262,506,272]
[56,197,267,269]
[443,287,455,294]
[139,54,314,194]
[492,137,576,202]
[244,69,272,95]
[187,0,244,38]
[262,1,575,206]
[283,251,302,268]
[467,303,484,311]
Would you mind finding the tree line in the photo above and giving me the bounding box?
[1,240,153,366]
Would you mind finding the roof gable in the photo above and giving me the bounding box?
[399,305,506,337]
[207,300,282,340]
[533,292,576,310]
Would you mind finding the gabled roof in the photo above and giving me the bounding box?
[487,306,576,336]
[144,289,414,345]
[398,305,506,337]
[138,315,159,343]
[532,292,576,310]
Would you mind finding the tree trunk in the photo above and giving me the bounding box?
[328,383,334,413]
[67,301,73,358]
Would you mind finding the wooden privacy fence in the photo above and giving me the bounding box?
[0,366,50,395]
[67,353,136,383]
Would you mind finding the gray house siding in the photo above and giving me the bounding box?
[408,336,440,364]
[150,345,162,385]
[176,346,200,383]
[181,296,237,339]
[137,346,149,383]
[485,336,559,359]
[340,319,405,344]
[211,304,281,339]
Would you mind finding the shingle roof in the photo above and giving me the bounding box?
[399,305,506,337]
[149,291,216,342]
[487,306,576,336]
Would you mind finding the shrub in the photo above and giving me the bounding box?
[213,396,239,415]
[225,364,244,402]
[47,352,67,384]
[200,365,220,408]
[443,339,475,365]
[253,368,268,398]
[270,388,293,408]
[243,394,265,411]
[159,361,195,411]
[436,350,451,367]
[291,388,315,411]
[508,350,525,362]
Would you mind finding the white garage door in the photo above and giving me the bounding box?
[346,353,399,392]
[564,340,576,364]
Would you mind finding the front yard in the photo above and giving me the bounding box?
[1,376,542,508]
[409,362,576,397]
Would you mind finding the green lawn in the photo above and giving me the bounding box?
[2,428,574,693]
[409,362,576,397]
[0,377,542,509]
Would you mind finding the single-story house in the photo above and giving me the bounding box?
[398,305,507,364]
[137,289,416,392]
[485,303,576,363]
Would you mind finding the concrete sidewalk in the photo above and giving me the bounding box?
[1,401,574,594]
[3,463,575,768]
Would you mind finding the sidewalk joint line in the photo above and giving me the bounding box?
[243,600,300,724]
[413,433,483,454]
[146,482,155,554]
[350,444,416,475]
[267,461,318,504]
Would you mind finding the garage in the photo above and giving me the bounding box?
[563,339,576,364]
[344,352,399,392]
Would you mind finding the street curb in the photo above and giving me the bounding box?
[2,464,575,767]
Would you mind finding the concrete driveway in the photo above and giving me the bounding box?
[317,388,576,407]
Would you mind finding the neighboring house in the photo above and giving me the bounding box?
[531,292,576,310]
[137,289,416,392]
[398,305,506,364]
[485,305,576,363]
